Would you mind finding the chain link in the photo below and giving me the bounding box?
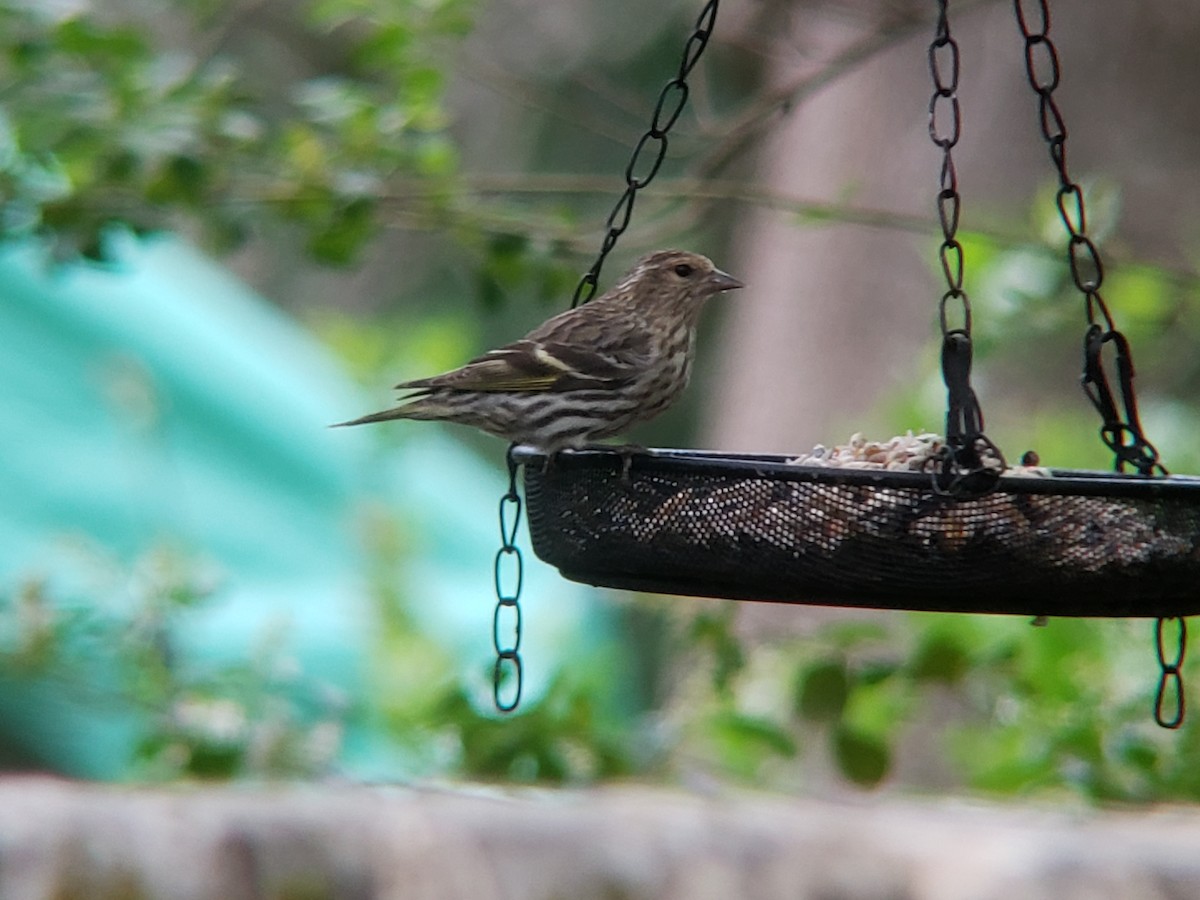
[492,1,723,712]
[927,0,1003,498]
[1014,1,1183,729]
[570,0,721,307]
[492,446,524,712]
[1013,0,1165,476]
[1154,617,1186,729]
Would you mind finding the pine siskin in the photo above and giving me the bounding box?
[336,249,743,452]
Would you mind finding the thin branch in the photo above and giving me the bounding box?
[416,173,1200,294]
[453,59,636,146]
[697,0,1003,179]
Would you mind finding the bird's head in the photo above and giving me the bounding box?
[615,249,743,320]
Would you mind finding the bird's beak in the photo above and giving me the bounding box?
[707,268,744,293]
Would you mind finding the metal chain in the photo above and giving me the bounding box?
[492,445,524,712]
[491,1,722,712]
[1014,0,1182,729]
[570,0,721,307]
[927,0,1004,498]
[1013,0,1165,477]
[1154,617,1186,729]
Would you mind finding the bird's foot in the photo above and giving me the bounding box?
[605,443,647,482]
[537,444,647,481]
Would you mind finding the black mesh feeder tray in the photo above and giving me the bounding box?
[516,446,1200,619]
[475,0,1199,721]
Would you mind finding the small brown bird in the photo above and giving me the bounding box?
[336,249,743,452]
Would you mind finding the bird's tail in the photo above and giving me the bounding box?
[332,397,442,428]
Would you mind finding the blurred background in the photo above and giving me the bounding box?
[2,0,1200,800]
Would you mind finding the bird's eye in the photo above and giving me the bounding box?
[673,263,694,277]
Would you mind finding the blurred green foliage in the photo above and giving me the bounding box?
[663,607,1200,802]
[0,0,470,263]
[3,0,1200,806]
[0,543,346,779]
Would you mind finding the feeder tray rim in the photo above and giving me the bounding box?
[511,445,1200,500]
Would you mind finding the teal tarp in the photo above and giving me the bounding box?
[0,233,590,777]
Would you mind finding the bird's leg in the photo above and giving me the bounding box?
[534,447,601,475]
[606,443,646,482]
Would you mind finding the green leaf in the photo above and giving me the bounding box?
[795,659,849,723]
[201,214,250,255]
[822,620,890,649]
[688,608,745,693]
[833,725,890,788]
[54,17,146,62]
[1106,264,1172,333]
[404,66,444,104]
[145,154,208,206]
[536,260,578,306]
[1057,721,1104,766]
[1120,739,1158,773]
[484,231,530,289]
[707,711,797,778]
[909,630,970,684]
[305,197,377,266]
[413,133,457,176]
[950,726,1045,794]
[857,661,901,686]
[475,270,504,311]
[184,740,244,779]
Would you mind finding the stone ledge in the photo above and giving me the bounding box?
[0,776,1197,899]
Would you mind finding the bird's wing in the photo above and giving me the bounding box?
[398,327,653,394]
